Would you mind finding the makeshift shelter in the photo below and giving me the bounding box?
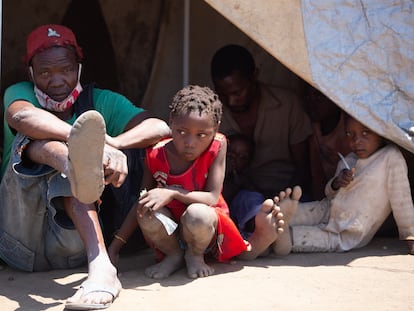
[1,0,413,171]
[205,0,414,154]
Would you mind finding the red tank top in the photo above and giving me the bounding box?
[145,133,229,220]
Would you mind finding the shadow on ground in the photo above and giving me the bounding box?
[0,237,409,311]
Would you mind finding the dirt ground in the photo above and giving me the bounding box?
[0,237,413,311]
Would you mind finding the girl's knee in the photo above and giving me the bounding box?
[181,204,217,230]
[138,213,165,234]
[181,204,217,250]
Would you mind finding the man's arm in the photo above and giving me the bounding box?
[103,111,169,188]
[6,100,72,141]
[107,111,170,149]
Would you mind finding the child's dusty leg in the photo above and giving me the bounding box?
[272,186,302,256]
[108,204,141,267]
[181,204,217,279]
[138,210,184,279]
[237,197,285,260]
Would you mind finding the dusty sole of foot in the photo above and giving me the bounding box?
[271,186,302,256]
[279,186,302,222]
[68,110,106,204]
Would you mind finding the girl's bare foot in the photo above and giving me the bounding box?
[145,253,184,279]
[272,186,302,256]
[185,252,214,278]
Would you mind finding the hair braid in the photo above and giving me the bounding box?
[169,85,222,125]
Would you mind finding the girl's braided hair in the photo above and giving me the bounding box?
[169,85,222,125]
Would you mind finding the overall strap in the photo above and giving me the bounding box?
[74,83,96,117]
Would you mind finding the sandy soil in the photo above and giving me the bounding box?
[1,237,413,311]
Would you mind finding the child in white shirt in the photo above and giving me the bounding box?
[275,114,414,254]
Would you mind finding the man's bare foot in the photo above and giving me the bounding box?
[185,252,214,278]
[237,198,285,260]
[256,198,285,237]
[272,186,302,256]
[145,253,184,279]
[65,256,121,310]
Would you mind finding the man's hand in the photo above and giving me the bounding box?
[103,144,128,187]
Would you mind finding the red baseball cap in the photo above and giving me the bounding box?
[25,24,83,65]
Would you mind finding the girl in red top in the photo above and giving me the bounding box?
[109,85,293,279]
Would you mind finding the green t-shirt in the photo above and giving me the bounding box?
[1,81,144,177]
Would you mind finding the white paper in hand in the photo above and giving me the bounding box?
[140,188,178,235]
[154,212,178,235]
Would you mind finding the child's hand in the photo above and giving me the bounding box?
[137,188,174,217]
[407,240,414,255]
[331,168,355,190]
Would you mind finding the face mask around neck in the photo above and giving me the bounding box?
[30,64,83,112]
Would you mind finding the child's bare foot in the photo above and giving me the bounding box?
[272,186,302,256]
[185,252,214,278]
[277,186,301,223]
[145,253,184,279]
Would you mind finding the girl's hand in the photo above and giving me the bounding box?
[137,188,174,217]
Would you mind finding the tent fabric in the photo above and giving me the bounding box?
[302,1,414,153]
[203,0,312,83]
[204,0,414,153]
